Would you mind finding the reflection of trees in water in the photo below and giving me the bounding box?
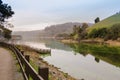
[68,43,89,56]
[94,53,120,67]
[95,57,100,63]
[15,37,120,67]
[68,43,120,67]
[44,39,73,51]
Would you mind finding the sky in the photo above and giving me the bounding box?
[3,0,120,31]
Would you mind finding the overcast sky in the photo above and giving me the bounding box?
[3,0,120,31]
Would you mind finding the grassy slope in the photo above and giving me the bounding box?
[87,13,120,33]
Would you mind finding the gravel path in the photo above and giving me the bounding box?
[0,47,23,80]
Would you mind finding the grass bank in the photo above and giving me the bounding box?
[61,38,120,46]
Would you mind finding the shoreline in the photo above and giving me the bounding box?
[61,38,120,46]
[16,45,77,80]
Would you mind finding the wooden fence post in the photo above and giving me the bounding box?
[21,51,24,56]
[38,67,49,80]
[25,55,30,79]
[25,55,30,62]
[18,48,21,51]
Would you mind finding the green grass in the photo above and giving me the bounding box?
[30,59,39,72]
[87,13,120,33]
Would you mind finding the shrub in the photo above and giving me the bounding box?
[89,23,120,40]
[105,23,120,40]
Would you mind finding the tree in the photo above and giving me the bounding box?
[3,27,12,39]
[81,23,88,30]
[0,0,14,39]
[95,17,100,23]
[77,26,82,42]
[0,0,14,22]
[72,23,89,41]
[73,25,77,35]
[80,23,88,39]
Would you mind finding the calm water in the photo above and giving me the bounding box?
[14,38,120,80]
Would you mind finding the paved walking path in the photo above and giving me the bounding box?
[0,47,22,80]
[0,47,15,80]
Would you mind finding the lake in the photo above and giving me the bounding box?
[14,37,120,80]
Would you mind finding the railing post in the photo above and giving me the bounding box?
[38,67,49,80]
[25,55,30,62]
[21,51,24,56]
[18,48,21,51]
[25,55,30,79]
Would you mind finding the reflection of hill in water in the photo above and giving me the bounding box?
[45,39,73,51]
[69,43,120,67]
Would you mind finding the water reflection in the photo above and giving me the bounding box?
[68,43,120,67]
[95,57,100,63]
[13,38,120,80]
[45,39,73,51]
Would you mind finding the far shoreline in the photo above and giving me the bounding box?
[60,38,120,46]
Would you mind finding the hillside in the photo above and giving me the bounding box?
[88,13,120,33]
[13,22,93,38]
[44,22,92,37]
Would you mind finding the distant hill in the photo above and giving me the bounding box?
[12,30,43,40]
[88,13,120,33]
[43,22,93,37]
[13,22,93,38]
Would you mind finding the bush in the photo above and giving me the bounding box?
[88,29,98,38]
[89,23,120,40]
[105,23,120,40]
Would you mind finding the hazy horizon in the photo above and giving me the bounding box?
[4,0,120,31]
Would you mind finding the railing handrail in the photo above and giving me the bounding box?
[13,45,44,80]
[0,42,47,80]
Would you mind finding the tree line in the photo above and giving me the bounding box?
[70,17,120,41]
[70,23,88,42]
[89,23,120,40]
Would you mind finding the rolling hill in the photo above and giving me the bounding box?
[44,22,92,37]
[13,22,93,38]
[88,13,120,33]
